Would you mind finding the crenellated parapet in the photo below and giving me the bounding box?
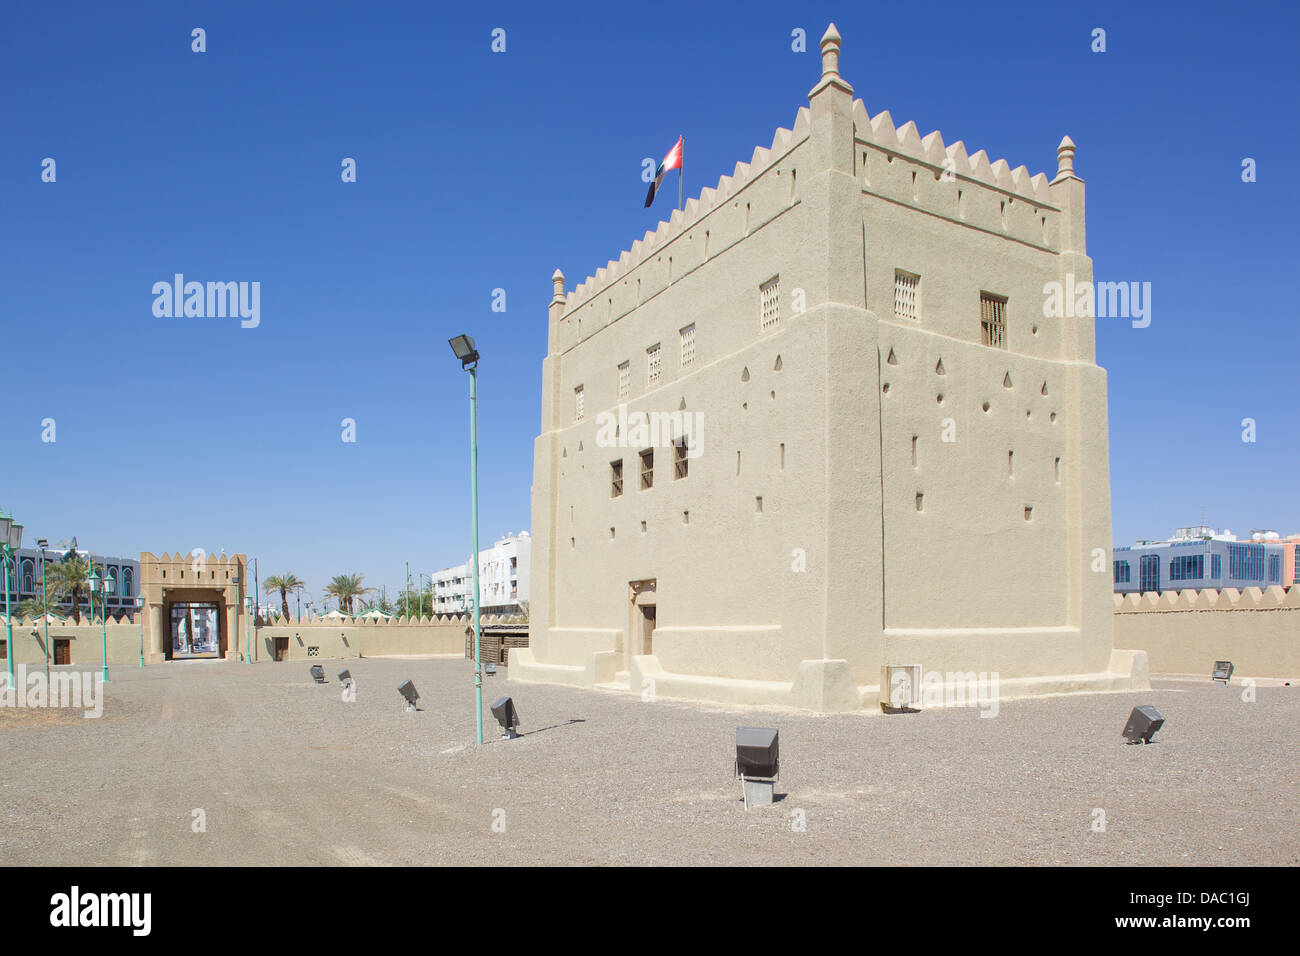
[1113,586,1300,612]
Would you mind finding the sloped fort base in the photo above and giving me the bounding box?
[511,647,1149,712]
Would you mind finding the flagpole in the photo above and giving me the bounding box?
[678,134,684,211]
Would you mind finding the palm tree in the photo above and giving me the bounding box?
[325,573,373,614]
[45,552,92,624]
[263,573,305,621]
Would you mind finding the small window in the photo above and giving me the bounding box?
[1113,560,1131,584]
[760,276,780,331]
[610,460,623,498]
[639,449,654,490]
[647,344,662,386]
[617,361,631,399]
[980,292,1007,349]
[894,270,920,321]
[673,437,689,480]
[679,324,696,368]
[574,385,585,421]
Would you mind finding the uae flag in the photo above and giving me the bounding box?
[644,136,684,208]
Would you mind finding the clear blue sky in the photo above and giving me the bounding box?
[3,0,1297,602]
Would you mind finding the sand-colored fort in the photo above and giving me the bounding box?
[512,24,1151,710]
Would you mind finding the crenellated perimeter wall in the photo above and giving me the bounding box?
[1,613,517,667]
[1113,587,1300,679]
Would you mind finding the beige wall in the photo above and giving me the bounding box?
[1,615,484,667]
[1114,587,1300,679]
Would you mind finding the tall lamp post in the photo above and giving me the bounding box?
[135,594,146,667]
[0,509,22,689]
[448,334,484,745]
[245,595,256,664]
[37,539,49,681]
[89,567,114,683]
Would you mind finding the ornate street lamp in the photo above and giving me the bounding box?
[135,593,146,667]
[37,538,50,682]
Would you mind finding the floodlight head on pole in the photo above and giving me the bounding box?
[491,695,520,737]
[37,538,48,549]
[1212,661,1234,683]
[448,334,480,368]
[398,679,419,711]
[310,664,326,684]
[1122,705,1165,745]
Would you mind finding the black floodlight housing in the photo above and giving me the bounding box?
[338,669,353,688]
[1212,661,1234,684]
[491,695,520,737]
[485,661,497,676]
[398,679,419,711]
[735,727,779,779]
[1122,705,1165,745]
[310,665,326,684]
[448,334,480,368]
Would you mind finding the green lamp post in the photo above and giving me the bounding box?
[0,509,22,689]
[448,334,484,745]
[89,567,113,683]
[37,539,50,682]
[135,593,146,667]
[245,595,255,664]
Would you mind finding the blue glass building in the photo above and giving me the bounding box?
[1114,532,1288,594]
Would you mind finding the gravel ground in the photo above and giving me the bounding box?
[0,657,1295,866]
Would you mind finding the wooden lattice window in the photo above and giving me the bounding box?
[673,437,689,480]
[760,276,780,331]
[610,460,623,498]
[981,292,1007,349]
[639,449,654,490]
[894,270,920,321]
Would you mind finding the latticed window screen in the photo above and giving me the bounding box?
[673,438,689,479]
[617,361,630,399]
[680,324,696,367]
[574,385,584,421]
[640,449,654,490]
[760,276,780,331]
[980,292,1007,348]
[610,460,623,498]
[894,271,920,320]
[647,344,662,385]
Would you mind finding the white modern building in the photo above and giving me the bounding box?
[431,531,530,616]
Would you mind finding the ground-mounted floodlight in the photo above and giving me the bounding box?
[735,727,780,809]
[338,669,353,689]
[491,695,520,738]
[310,665,326,684]
[879,664,922,714]
[398,679,419,712]
[485,661,497,676]
[1212,661,1234,685]
[1122,705,1165,745]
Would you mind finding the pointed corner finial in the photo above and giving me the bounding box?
[820,23,842,78]
[1056,135,1076,178]
[551,269,566,302]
